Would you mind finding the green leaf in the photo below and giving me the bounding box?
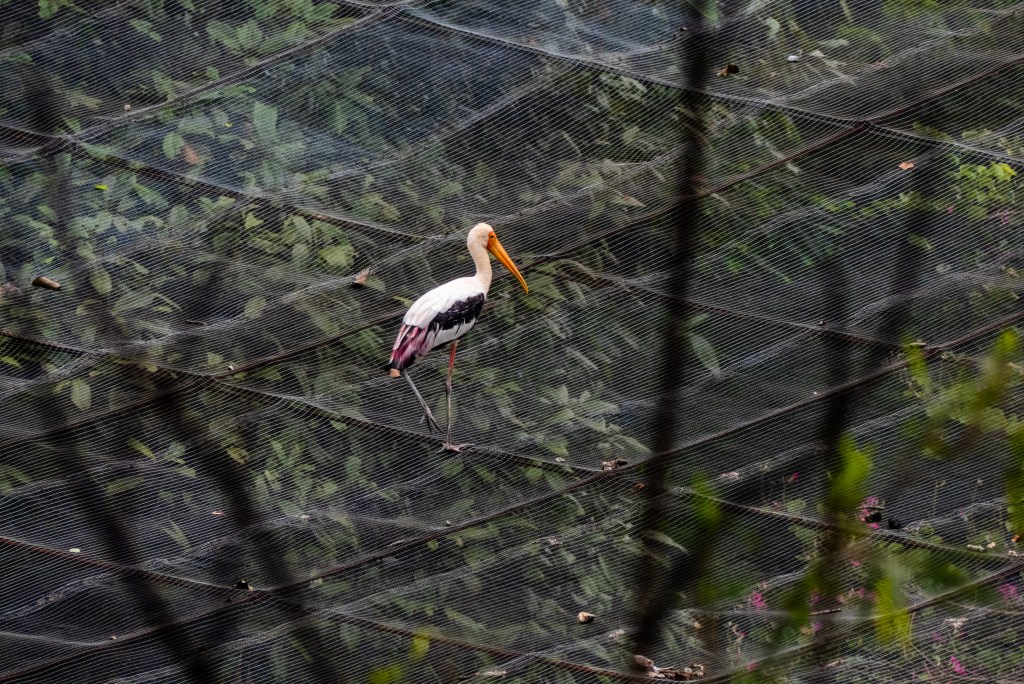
[875,570,912,647]
[113,290,155,313]
[162,132,185,159]
[162,521,190,549]
[70,378,91,410]
[645,529,689,555]
[127,437,155,459]
[828,434,873,512]
[609,192,645,207]
[541,437,568,458]
[689,334,720,377]
[409,633,430,660]
[523,467,545,482]
[317,480,338,498]
[128,18,162,42]
[544,407,574,427]
[368,665,403,684]
[244,295,267,319]
[89,267,112,295]
[39,0,61,19]
[253,101,278,142]
[692,474,722,528]
[291,242,309,262]
[684,0,718,22]
[244,212,264,229]
[206,20,240,51]
[444,607,483,631]
[226,446,249,464]
[1006,430,1024,535]
[236,19,263,51]
[318,245,354,268]
[285,214,312,239]
[106,476,145,495]
[0,465,31,494]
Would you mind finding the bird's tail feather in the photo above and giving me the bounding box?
[386,324,430,375]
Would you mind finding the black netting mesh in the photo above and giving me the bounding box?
[3,1,1024,682]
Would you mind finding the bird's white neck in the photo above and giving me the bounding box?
[469,240,492,292]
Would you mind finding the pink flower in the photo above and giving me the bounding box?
[811,622,822,633]
[998,583,1018,601]
[950,656,966,675]
[947,206,955,214]
[750,591,766,610]
[859,496,881,528]
[746,662,759,672]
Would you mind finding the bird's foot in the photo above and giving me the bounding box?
[440,441,472,453]
[419,410,442,433]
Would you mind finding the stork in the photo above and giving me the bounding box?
[387,223,528,452]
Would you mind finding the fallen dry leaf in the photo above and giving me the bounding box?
[352,268,372,287]
[899,161,915,170]
[577,611,595,624]
[635,655,707,680]
[602,458,628,471]
[717,63,739,77]
[183,144,201,165]
[32,276,61,290]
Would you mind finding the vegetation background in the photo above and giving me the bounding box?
[2,0,1024,682]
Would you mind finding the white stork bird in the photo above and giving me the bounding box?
[387,223,528,452]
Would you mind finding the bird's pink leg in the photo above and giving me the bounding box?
[442,340,470,453]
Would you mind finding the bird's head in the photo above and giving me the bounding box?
[469,223,528,293]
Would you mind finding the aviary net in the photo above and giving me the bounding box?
[2,1,1024,682]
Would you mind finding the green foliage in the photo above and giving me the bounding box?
[69,377,91,410]
[827,435,873,513]
[950,158,1018,218]
[883,0,941,19]
[687,314,721,377]
[874,562,912,648]
[37,0,82,20]
[128,19,162,43]
[368,665,403,684]
[905,330,1022,457]
[1006,431,1024,538]
[0,465,31,494]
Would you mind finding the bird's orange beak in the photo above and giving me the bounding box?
[487,232,528,294]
